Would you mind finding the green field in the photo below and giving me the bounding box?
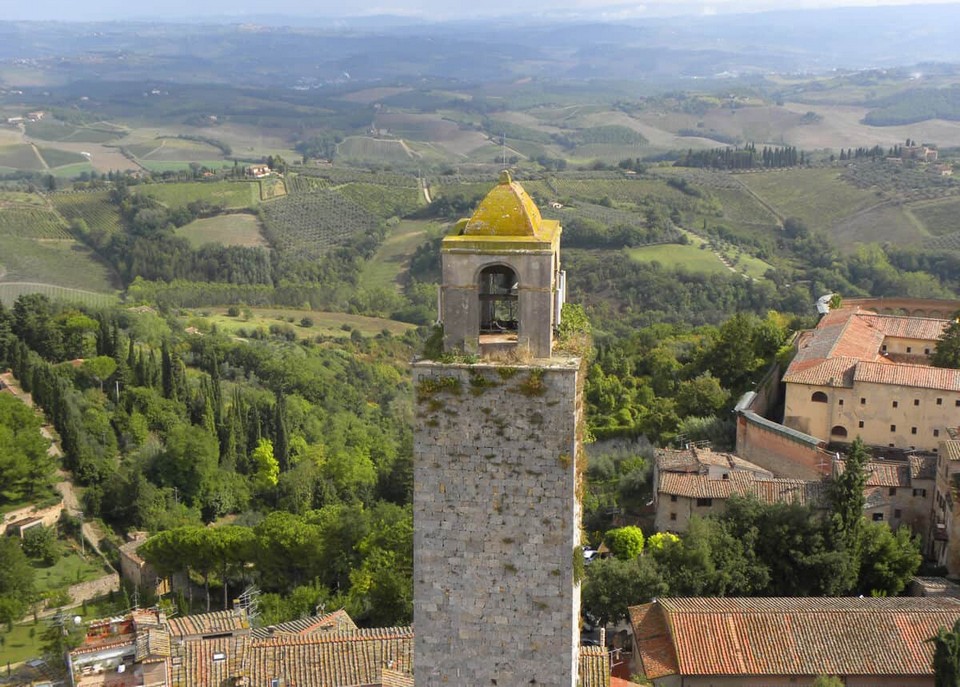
[832,203,920,247]
[134,181,258,209]
[337,182,423,219]
[175,213,267,248]
[33,551,108,594]
[736,168,878,234]
[199,307,417,338]
[0,237,117,295]
[0,144,45,171]
[260,190,379,260]
[361,220,440,291]
[129,137,226,162]
[38,147,88,168]
[0,283,118,307]
[337,136,416,163]
[25,119,125,143]
[137,160,232,173]
[908,197,960,237]
[627,242,731,275]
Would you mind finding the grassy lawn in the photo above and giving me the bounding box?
[33,551,108,594]
[0,592,130,665]
[627,241,730,275]
[736,168,877,234]
[361,220,441,292]
[175,213,267,248]
[196,307,417,338]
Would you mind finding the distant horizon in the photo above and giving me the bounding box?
[7,0,960,24]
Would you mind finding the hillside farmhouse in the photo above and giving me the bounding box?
[630,596,960,687]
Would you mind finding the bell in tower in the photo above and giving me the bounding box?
[439,171,565,359]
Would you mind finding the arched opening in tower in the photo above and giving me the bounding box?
[478,264,519,340]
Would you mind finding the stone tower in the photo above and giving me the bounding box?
[413,172,583,686]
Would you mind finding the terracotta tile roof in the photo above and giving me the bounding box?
[658,472,824,506]
[854,360,960,391]
[783,308,957,390]
[632,597,960,677]
[249,627,414,687]
[656,447,771,476]
[167,610,249,638]
[911,455,938,481]
[629,603,679,679]
[655,448,700,473]
[942,437,960,462]
[169,634,249,687]
[860,461,911,487]
[578,645,610,687]
[861,313,949,341]
[381,668,415,687]
[251,609,357,640]
[135,627,171,662]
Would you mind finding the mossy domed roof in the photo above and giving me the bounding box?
[461,171,548,239]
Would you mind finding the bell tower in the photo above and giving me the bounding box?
[439,170,565,359]
[413,172,583,686]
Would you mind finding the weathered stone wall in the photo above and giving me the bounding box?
[736,412,828,479]
[413,358,582,687]
[63,572,120,607]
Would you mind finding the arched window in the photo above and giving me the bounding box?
[478,265,518,335]
[811,391,828,403]
[831,425,848,438]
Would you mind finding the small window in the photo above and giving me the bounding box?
[811,391,828,403]
[914,399,920,406]
[872,512,884,521]
[696,498,713,507]
[272,681,280,687]
[894,509,902,518]
[926,348,931,355]
[831,425,848,438]
[881,344,888,352]
[858,421,864,429]
[670,512,677,521]
[907,347,912,353]
[670,495,678,502]
[889,487,896,496]
[935,429,941,438]
[914,488,927,498]
[860,397,866,405]
[889,444,896,448]
[937,398,943,406]
[912,427,918,435]
[838,399,844,406]
[213,653,226,662]
[722,473,730,480]
[891,424,897,432]
[956,400,960,407]
[892,400,899,408]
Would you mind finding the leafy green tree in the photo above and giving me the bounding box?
[674,372,730,417]
[646,532,679,552]
[829,436,869,591]
[604,526,645,560]
[812,677,844,687]
[0,394,54,504]
[933,314,960,369]
[251,437,279,490]
[582,556,666,626]
[21,526,61,565]
[0,537,35,623]
[929,619,960,687]
[857,523,921,597]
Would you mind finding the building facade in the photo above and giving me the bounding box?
[783,307,960,452]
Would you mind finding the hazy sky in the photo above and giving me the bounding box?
[4,0,960,22]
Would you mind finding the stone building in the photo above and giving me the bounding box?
[413,172,587,686]
[782,306,960,452]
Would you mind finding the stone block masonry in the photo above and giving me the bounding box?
[412,357,583,687]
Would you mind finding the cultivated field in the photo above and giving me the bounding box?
[831,203,920,248]
[25,120,126,143]
[736,168,878,233]
[127,137,225,162]
[0,206,70,239]
[627,242,731,276]
[337,137,418,163]
[175,213,268,248]
[134,181,258,209]
[0,144,45,171]
[51,191,123,236]
[260,190,379,260]
[0,236,117,297]
[907,197,960,236]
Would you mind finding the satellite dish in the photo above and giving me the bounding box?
[73,616,83,625]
